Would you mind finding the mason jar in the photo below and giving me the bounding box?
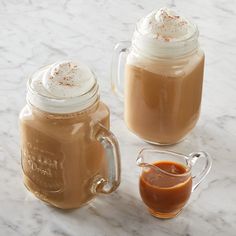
[19,61,121,209]
[112,8,205,145]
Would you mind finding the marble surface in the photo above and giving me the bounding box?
[0,0,236,235]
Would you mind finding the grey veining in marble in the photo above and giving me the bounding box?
[0,0,236,235]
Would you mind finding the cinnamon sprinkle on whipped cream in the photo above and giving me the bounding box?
[138,7,195,42]
[31,60,95,98]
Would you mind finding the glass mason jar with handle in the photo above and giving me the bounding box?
[112,8,205,145]
[19,60,121,209]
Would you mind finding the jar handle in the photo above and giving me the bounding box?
[93,124,121,194]
[111,41,131,101]
[189,151,212,192]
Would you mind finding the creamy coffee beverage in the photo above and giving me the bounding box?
[121,8,205,144]
[125,56,204,144]
[20,61,121,209]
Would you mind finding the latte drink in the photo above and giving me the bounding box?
[125,52,204,144]
[20,61,121,209]
[112,8,205,145]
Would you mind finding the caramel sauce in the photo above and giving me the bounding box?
[139,161,192,216]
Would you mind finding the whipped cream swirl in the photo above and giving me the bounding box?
[27,61,99,113]
[132,7,199,57]
[139,8,194,41]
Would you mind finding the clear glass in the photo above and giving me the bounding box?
[136,149,212,219]
[19,100,121,209]
[112,42,205,145]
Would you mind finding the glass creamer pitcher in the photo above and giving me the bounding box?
[112,8,205,145]
[19,60,121,209]
[137,149,212,219]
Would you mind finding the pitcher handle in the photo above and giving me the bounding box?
[189,151,212,191]
[111,41,131,101]
[93,124,121,194]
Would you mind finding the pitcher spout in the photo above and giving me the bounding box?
[136,148,156,169]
